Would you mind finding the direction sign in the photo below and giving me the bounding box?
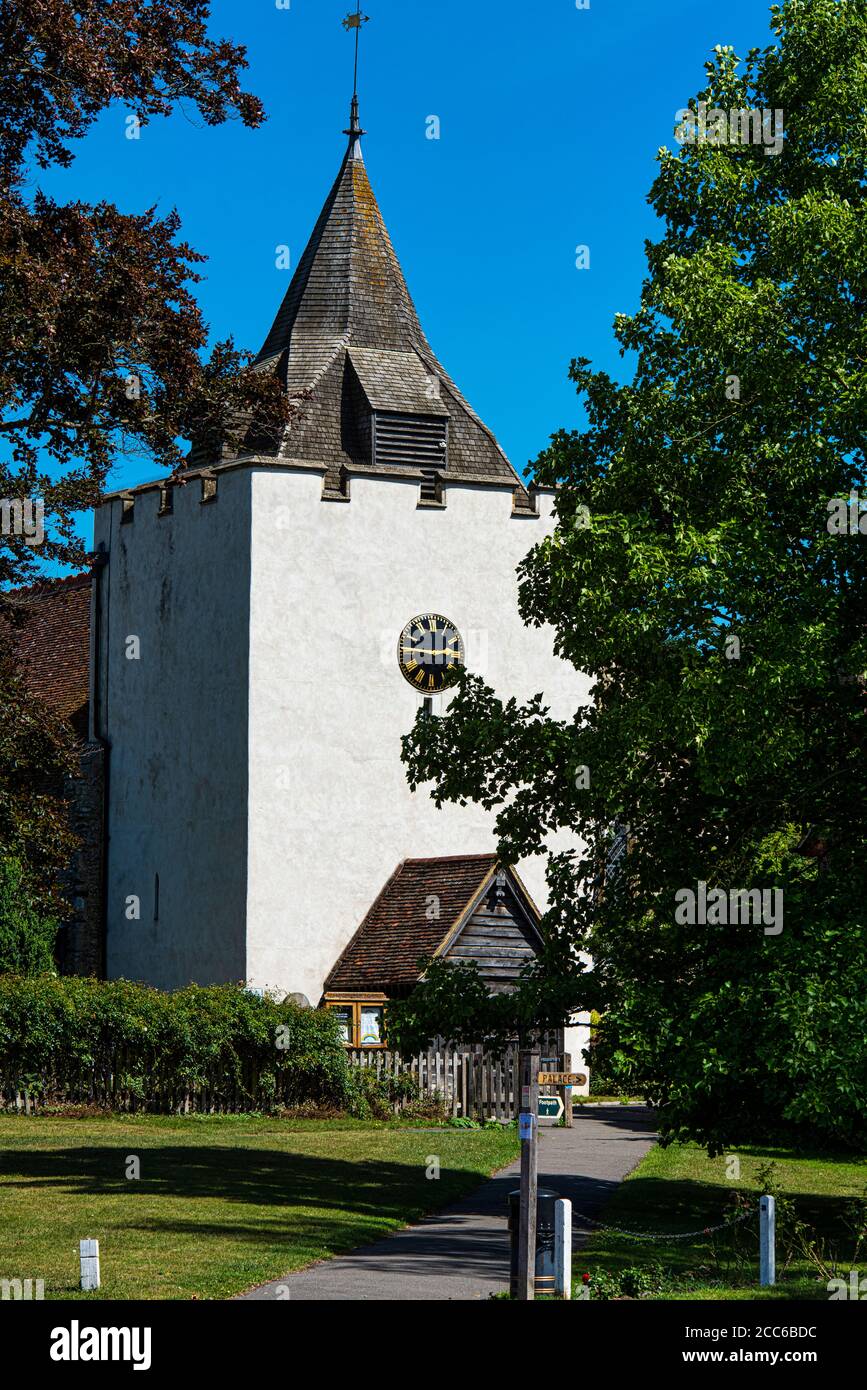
[538,1072,587,1087]
[538,1095,564,1121]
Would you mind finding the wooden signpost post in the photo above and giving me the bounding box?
[561,1052,573,1129]
[516,1049,540,1301]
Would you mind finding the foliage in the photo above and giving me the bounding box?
[0,0,265,176]
[0,647,77,909]
[0,2,290,589]
[385,955,579,1054]
[579,1262,674,1300]
[401,0,867,1153]
[0,976,352,1112]
[343,1066,421,1120]
[587,1011,633,1096]
[0,856,58,973]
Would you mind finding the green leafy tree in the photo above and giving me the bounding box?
[402,0,867,1153]
[0,856,58,973]
[385,955,579,1055]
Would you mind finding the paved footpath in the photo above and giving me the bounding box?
[240,1105,657,1302]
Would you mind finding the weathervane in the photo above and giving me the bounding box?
[343,6,370,98]
[342,6,370,139]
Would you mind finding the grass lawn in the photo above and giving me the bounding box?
[575,1140,867,1300]
[0,1113,519,1300]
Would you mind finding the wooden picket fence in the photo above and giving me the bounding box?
[0,1061,318,1115]
[347,1044,565,1120]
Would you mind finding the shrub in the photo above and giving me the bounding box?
[580,1263,674,1299]
[0,858,58,974]
[0,975,351,1113]
[344,1067,421,1120]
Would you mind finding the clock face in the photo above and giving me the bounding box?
[398,613,465,693]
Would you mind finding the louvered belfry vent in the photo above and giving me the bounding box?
[373,412,448,471]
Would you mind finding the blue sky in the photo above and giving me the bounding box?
[34,0,776,544]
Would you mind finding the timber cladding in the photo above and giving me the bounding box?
[443,896,540,993]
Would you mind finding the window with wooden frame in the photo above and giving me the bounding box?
[325,998,387,1048]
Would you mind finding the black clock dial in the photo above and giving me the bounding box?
[398,613,465,693]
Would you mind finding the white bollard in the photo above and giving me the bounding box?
[554,1197,572,1299]
[759,1195,775,1287]
[80,1238,100,1291]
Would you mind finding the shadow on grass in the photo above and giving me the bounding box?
[3,1143,496,1213]
[2,1141,632,1287]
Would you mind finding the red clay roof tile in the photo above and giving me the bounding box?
[2,574,91,736]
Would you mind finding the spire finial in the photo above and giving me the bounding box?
[342,7,369,148]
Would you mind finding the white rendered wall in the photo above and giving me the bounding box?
[246,469,590,1004]
[96,473,252,990]
[564,1018,592,1097]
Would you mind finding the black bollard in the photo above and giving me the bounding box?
[508,1188,561,1298]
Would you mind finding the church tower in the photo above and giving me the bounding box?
[92,92,585,1013]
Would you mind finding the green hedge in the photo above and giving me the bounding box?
[0,975,352,1113]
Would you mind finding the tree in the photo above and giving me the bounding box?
[385,954,579,1056]
[0,3,290,907]
[0,1,290,587]
[401,0,867,1153]
[0,856,60,973]
[0,647,77,912]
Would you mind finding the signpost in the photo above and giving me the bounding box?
[516,1049,540,1301]
[538,1094,564,1121]
[538,1056,586,1129]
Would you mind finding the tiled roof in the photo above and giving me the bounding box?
[1,574,91,737]
[325,854,500,994]
[243,123,520,491]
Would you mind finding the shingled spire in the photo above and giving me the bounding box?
[248,102,520,493]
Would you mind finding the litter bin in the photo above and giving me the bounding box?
[507,1187,561,1297]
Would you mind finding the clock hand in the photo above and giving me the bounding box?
[405,647,460,658]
